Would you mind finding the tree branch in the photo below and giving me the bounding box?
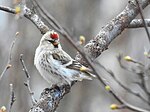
[0,5,49,34]
[117,54,150,105]
[20,54,37,105]
[23,6,49,34]
[109,69,149,105]
[0,32,18,81]
[75,0,150,65]
[8,84,16,112]
[0,5,15,14]
[29,84,70,112]
[129,19,150,28]
[135,0,150,42]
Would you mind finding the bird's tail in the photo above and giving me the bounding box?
[66,60,96,81]
[79,66,96,79]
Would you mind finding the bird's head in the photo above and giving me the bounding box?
[40,30,61,49]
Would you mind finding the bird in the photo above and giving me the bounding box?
[34,30,95,86]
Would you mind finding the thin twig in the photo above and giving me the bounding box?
[20,54,37,105]
[28,0,55,31]
[105,68,149,104]
[0,5,15,14]
[128,19,150,28]
[8,84,16,112]
[117,54,150,104]
[135,0,150,43]
[32,0,63,32]
[117,54,144,73]
[138,73,150,103]
[0,32,18,81]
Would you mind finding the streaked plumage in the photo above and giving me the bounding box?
[34,30,95,86]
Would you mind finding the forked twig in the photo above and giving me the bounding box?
[20,54,37,105]
[117,54,150,105]
[107,68,149,104]
[0,32,19,81]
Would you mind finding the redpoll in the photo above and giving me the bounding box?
[34,30,95,86]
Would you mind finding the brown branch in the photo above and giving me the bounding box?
[138,73,150,102]
[0,5,49,34]
[20,54,37,105]
[135,0,150,42]
[117,54,141,74]
[108,69,149,104]
[0,32,18,81]
[117,54,150,105]
[0,5,15,14]
[8,84,16,112]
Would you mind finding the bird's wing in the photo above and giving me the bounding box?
[51,49,83,69]
[66,60,82,70]
[51,49,72,65]
[66,60,96,78]
[50,49,96,79]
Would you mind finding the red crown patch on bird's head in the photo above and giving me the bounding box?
[50,32,59,40]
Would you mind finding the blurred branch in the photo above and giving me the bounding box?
[117,54,139,73]
[0,5,49,34]
[0,32,18,81]
[138,72,150,102]
[20,54,37,105]
[117,54,150,105]
[117,54,145,74]
[8,84,16,112]
[135,0,150,42]
[106,68,149,104]
[95,62,150,110]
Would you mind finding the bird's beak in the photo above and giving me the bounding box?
[53,42,58,46]
[53,40,59,46]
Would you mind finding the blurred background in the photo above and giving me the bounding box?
[0,0,150,112]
